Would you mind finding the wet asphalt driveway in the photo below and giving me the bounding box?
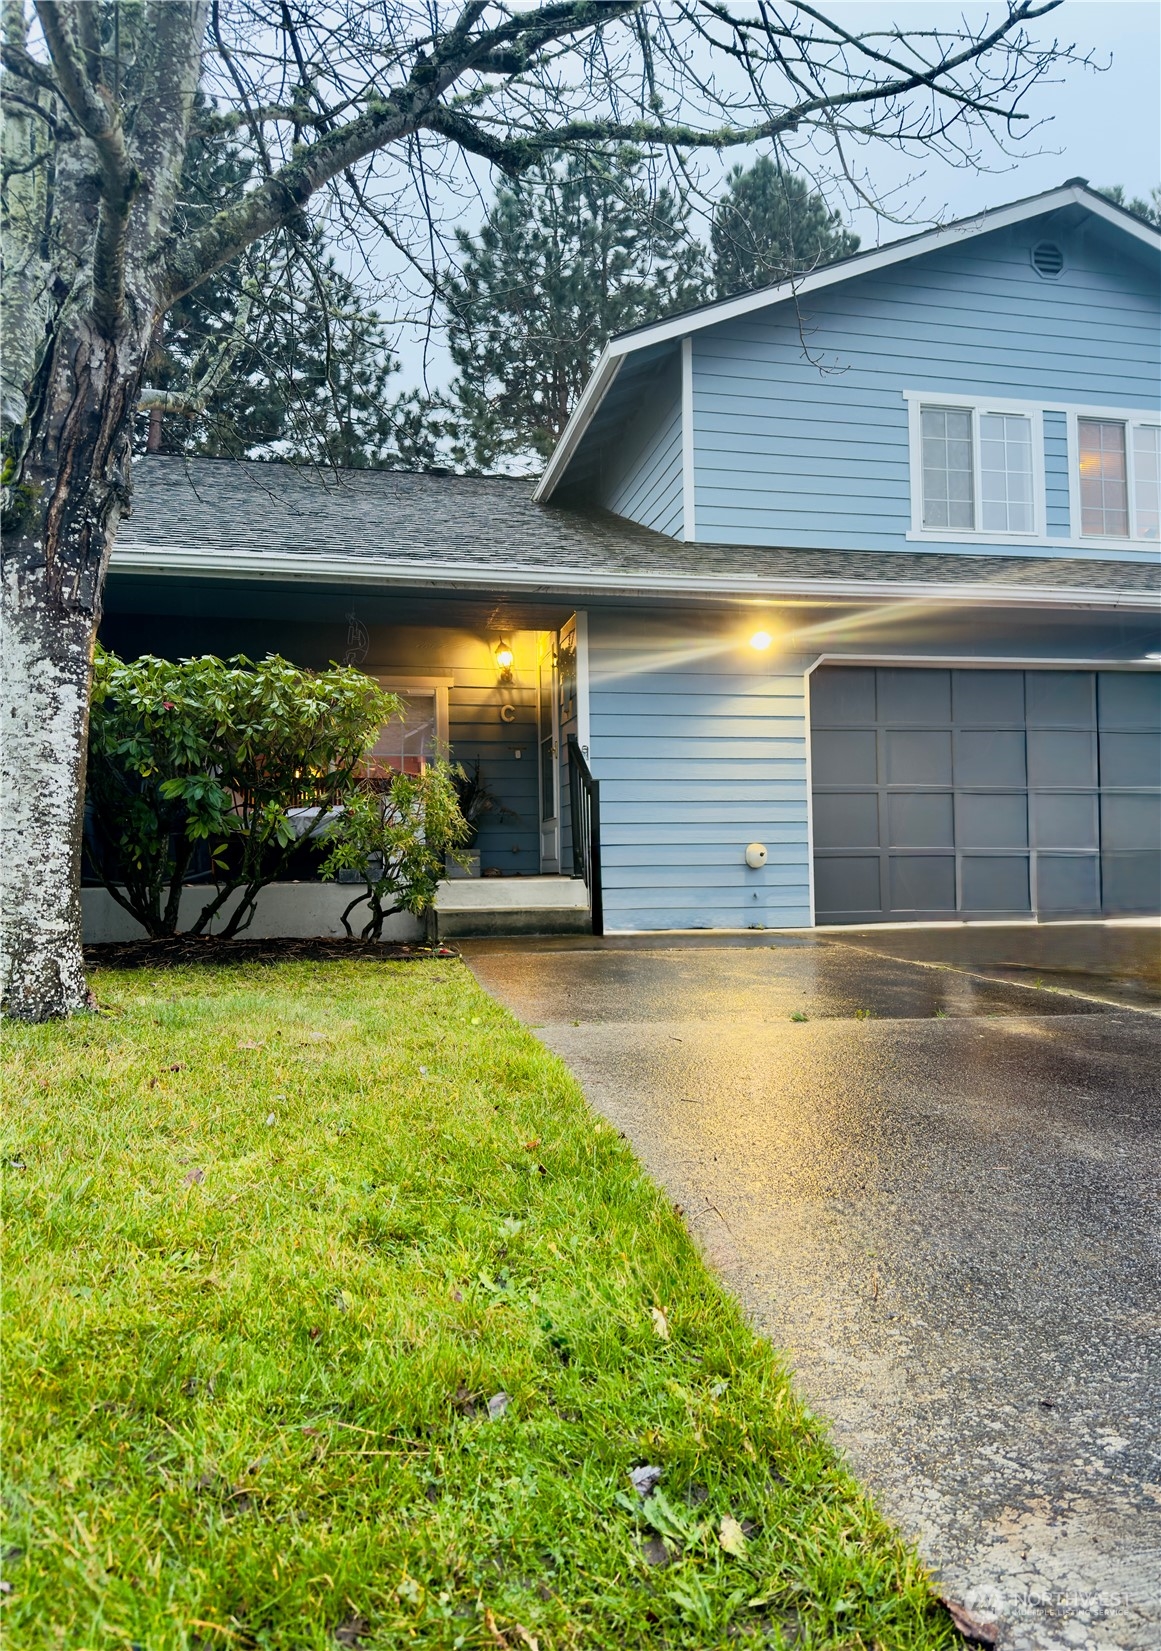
[464,930,1161,1651]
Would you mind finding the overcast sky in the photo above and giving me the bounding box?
[390,0,1160,392]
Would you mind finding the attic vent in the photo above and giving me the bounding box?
[1031,240,1065,279]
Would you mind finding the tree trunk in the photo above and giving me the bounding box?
[1,309,146,1019]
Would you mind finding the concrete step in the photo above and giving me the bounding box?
[435,875,592,937]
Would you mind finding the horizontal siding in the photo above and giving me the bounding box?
[589,611,812,932]
[691,216,1159,557]
[601,353,684,537]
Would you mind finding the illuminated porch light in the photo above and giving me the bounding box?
[750,629,773,651]
[494,639,515,682]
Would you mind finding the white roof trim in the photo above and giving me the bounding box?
[110,544,1159,612]
[534,183,1161,503]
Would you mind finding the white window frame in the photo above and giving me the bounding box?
[1067,408,1161,547]
[371,673,451,767]
[905,393,1161,555]
[906,393,1046,543]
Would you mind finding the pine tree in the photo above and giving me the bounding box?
[1097,184,1161,227]
[142,104,439,469]
[445,151,707,471]
[712,158,859,299]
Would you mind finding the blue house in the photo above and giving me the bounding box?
[97,181,1160,938]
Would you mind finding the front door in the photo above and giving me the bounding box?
[538,632,560,872]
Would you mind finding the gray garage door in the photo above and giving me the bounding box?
[811,667,1161,923]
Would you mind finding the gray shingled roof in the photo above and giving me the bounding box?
[113,457,1160,601]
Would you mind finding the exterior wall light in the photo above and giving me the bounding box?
[750,630,773,651]
[494,639,514,683]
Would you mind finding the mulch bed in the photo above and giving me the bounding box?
[85,936,459,970]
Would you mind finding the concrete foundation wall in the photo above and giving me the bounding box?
[83,884,422,944]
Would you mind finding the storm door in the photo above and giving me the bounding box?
[537,633,560,872]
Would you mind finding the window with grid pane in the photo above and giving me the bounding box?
[1078,418,1128,536]
[979,412,1034,532]
[366,692,437,776]
[921,407,974,529]
[1133,424,1161,541]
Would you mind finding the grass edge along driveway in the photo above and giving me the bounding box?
[3,958,959,1650]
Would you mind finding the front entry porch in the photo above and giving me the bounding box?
[93,586,602,944]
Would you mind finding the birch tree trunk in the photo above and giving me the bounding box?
[2,309,149,1018]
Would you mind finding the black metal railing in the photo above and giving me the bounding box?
[567,736,603,936]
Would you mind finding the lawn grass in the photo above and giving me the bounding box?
[3,958,957,1650]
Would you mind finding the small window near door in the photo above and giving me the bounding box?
[366,692,437,776]
[364,681,449,777]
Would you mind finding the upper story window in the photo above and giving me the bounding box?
[1078,416,1159,541]
[920,403,1035,535]
[908,392,1161,549]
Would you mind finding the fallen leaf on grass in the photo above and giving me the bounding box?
[940,1597,998,1648]
[182,1168,205,1187]
[718,1514,748,1557]
[630,1464,663,1499]
[487,1391,510,1421]
[650,1306,670,1340]
[523,1137,541,1152]
[513,1626,539,1650]
[264,1113,276,1127]
[236,1040,264,1049]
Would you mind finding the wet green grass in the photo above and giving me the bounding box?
[2,959,956,1650]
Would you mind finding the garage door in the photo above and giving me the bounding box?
[810,667,1161,923]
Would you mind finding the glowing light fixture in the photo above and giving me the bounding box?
[494,638,515,682]
[750,629,773,651]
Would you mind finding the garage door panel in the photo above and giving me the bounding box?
[954,730,1026,787]
[813,728,877,785]
[1099,672,1161,728]
[878,668,950,724]
[810,666,1159,924]
[889,855,955,911]
[887,792,953,848]
[1027,729,1097,788]
[813,791,879,849]
[1032,791,1099,850]
[811,667,876,725]
[957,792,1028,848]
[1101,852,1161,915]
[815,856,881,916]
[1100,731,1161,789]
[961,855,1030,912]
[953,670,1024,725]
[1037,855,1101,913]
[1100,792,1161,851]
[1025,671,1095,727]
[886,729,952,785]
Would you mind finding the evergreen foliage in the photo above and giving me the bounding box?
[444,152,707,470]
[712,157,860,298]
[86,649,399,938]
[143,104,441,469]
[1097,183,1161,226]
